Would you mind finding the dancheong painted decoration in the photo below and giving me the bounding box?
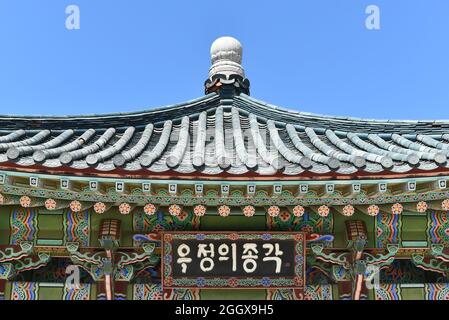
[0,36,449,300]
[162,232,305,291]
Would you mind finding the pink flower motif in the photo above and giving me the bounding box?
[19,196,31,208]
[293,205,305,217]
[442,199,449,211]
[94,202,106,214]
[194,205,206,217]
[243,206,255,217]
[70,200,81,212]
[294,276,303,286]
[391,203,403,215]
[367,205,379,216]
[119,203,131,215]
[228,233,240,241]
[169,204,182,217]
[267,206,280,217]
[44,199,57,210]
[218,205,230,217]
[228,278,238,287]
[342,205,354,217]
[164,276,173,287]
[416,201,428,213]
[318,205,329,217]
[294,234,304,241]
[144,203,156,216]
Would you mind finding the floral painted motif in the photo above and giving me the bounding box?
[261,277,271,287]
[19,196,31,208]
[228,233,240,241]
[94,202,106,214]
[218,205,230,217]
[144,203,157,216]
[391,203,403,215]
[342,205,354,217]
[267,206,280,217]
[70,200,82,212]
[194,205,206,217]
[177,211,189,222]
[243,206,255,217]
[119,203,131,215]
[228,278,238,287]
[416,201,428,213]
[293,205,305,217]
[318,205,329,217]
[44,198,57,210]
[267,210,333,247]
[279,211,291,222]
[368,205,379,216]
[169,204,182,217]
[442,199,449,211]
[133,208,200,246]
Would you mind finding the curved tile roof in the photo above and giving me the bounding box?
[0,92,449,177]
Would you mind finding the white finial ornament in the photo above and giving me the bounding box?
[209,36,245,79]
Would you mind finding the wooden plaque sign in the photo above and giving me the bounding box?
[161,232,305,290]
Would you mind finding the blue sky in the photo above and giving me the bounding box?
[0,0,448,119]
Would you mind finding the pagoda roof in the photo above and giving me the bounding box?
[1,92,449,178]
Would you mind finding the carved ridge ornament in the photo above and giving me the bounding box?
[161,232,306,291]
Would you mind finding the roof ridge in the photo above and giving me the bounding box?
[0,93,219,120]
[238,94,449,125]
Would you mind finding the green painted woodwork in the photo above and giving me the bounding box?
[37,239,63,246]
[91,284,97,299]
[201,289,266,300]
[4,280,11,299]
[400,286,424,300]
[332,284,339,300]
[402,215,428,242]
[37,213,63,241]
[402,241,428,247]
[38,285,63,300]
[367,287,374,300]
[127,284,133,300]
[0,207,9,245]
[200,216,266,231]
